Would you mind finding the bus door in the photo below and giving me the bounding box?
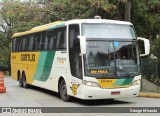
[69,24,83,98]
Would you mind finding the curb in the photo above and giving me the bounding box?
[138,93,160,98]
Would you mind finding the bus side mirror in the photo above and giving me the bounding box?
[78,36,86,55]
[137,37,150,57]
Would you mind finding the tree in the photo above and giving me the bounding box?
[39,0,130,21]
[131,0,160,57]
[0,32,10,72]
[152,36,160,58]
[0,0,49,73]
[125,0,131,21]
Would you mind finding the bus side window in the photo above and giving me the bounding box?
[12,38,16,52]
[56,30,62,49]
[19,37,23,51]
[16,38,20,52]
[28,35,34,51]
[44,31,49,50]
[22,37,26,51]
[39,32,46,50]
[53,30,57,49]
[57,27,66,50]
[34,33,41,50]
[48,30,56,50]
[25,35,30,51]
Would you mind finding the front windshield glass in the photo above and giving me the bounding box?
[84,41,116,77]
[114,41,140,77]
[84,41,140,78]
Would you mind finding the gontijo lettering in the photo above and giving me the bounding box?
[21,54,35,61]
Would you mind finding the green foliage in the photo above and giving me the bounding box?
[152,36,160,58]
[132,0,160,38]
[0,33,10,72]
[0,0,48,74]
[41,0,96,20]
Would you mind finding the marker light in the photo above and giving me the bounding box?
[132,79,141,86]
[83,80,99,87]
[94,16,101,19]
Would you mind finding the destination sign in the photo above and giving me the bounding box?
[89,69,109,74]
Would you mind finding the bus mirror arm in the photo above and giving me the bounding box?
[137,37,150,57]
[78,35,86,55]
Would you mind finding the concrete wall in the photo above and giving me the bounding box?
[141,78,160,92]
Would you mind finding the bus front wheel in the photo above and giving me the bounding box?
[59,80,71,102]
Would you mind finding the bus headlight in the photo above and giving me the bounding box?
[132,79,141,86]
[83,80,99,87]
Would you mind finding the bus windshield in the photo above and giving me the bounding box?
[82,23,139,78]
[84,41,140,78]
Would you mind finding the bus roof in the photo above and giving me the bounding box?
[65,19,133,25]
[12,21,65,38]
[12,19,133,38]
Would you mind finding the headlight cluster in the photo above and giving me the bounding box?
[132,79,141,86]
[83,80,99,87]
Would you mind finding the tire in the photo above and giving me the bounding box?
[18,73,23,87]
[59,80,71,102]
[22,73,29,88]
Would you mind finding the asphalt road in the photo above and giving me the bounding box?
[0,76,160,115]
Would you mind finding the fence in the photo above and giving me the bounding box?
[141,58,160,92]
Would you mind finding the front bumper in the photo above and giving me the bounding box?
[81,84,140,100]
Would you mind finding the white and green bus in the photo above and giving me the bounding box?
[11,17,150,101]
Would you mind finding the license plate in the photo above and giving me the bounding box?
[111,91,120,95]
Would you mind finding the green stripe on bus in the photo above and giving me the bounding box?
[33,52,47,80]
[48,23,65,30]
[121,78,133,85]
[114,78,126,86]
[39,51,55,82]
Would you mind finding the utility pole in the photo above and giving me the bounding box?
[125,0,131,22]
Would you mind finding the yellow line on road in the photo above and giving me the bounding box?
[139,93,160,98]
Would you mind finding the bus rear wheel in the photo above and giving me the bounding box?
[18,73,23,87]
[22,73,29,88]
[59,80,71,102]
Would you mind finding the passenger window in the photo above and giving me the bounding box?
[47,30,56,50]
[12,38,16,52]
[28,35,34,51]
[22,38,26,51]
[19,38,23,51]
[25,35,30,51]
[16,39,20,51]
[34,33,41,50]
[39,32,46,50]
[59,29,66,49]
